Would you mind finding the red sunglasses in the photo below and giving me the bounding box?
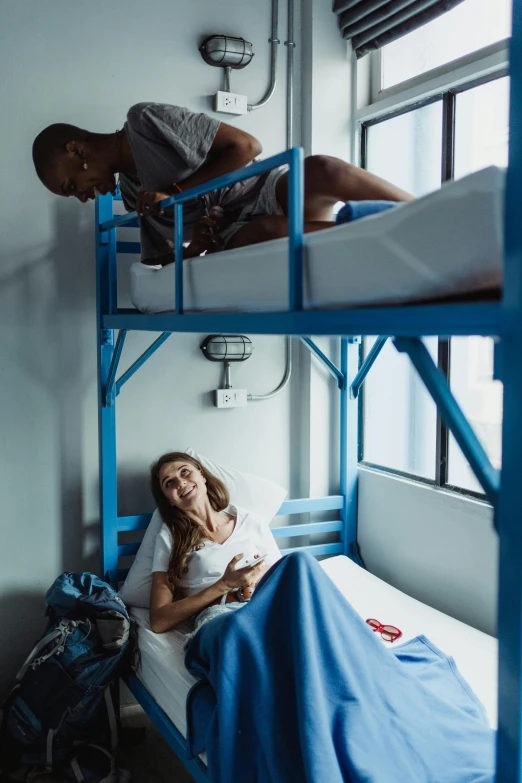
[366,618,402,643]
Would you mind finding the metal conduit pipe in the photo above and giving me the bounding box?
[248,0,296,401]
[248,0,280,111]
[285,0,295,149]
[248,336,292,400]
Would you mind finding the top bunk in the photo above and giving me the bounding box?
[96,148,505,337]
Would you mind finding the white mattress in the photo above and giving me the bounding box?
[130,166,504,314]
[131,554,498,741]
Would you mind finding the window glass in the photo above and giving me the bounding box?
[448,337,503,493]
[366,101,443,197]
[363,337,438,479]
[455,76,510,179]
[449,76,507,494]
[381,0,512,90]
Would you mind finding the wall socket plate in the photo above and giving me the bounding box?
[214,90,248,115]
[214,388,247,408]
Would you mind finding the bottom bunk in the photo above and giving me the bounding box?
[125,553,497,781]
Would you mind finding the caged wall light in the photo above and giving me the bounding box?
[199,35,254,70]
[200,335,253,398]
[199,35,254,105]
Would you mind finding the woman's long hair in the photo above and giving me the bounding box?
[150,452,230,594]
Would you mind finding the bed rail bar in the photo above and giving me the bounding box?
[99,147,304,315]
[117,520,344,558]
[116,495,345,533]
[100,151,297,232]
[102,302,504,337]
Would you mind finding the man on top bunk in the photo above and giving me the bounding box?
[32,102,412,265]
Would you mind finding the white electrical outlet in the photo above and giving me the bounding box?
[214,388,248,408]
[214,90,248,115]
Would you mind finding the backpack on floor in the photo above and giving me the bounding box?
[0,572,131,782]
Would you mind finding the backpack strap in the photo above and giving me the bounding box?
[70,744,117,783]
[104,688,118,754]
[16,620,78,681]
[46,728,55,772]
[69,756,85,782]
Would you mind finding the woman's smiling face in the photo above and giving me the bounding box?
[158,460,207,509]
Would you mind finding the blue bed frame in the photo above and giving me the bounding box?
[96,4,522,777]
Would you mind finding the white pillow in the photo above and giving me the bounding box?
[118,448,288,608]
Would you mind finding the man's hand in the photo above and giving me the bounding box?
[184,208,225,258]
[135,190,174,218]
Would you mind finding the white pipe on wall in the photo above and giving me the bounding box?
[248,0,280,111]
[247,0,297,402]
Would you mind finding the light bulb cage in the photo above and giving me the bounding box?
[199,35,254,70]
[200,334,253,363]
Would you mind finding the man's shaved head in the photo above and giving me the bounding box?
[32,123,120,201]
[32,123,90,186]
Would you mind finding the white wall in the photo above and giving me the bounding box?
[0,0,317,692]
[357,467,498,636]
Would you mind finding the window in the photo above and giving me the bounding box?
[358,3,509,499]
[381,0,512,90]
[366,102,443,197]
[363,338,438,480]
[455,77,510,178]
[448,338,503,493]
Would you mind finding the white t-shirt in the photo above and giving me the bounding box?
[151,504,282,597]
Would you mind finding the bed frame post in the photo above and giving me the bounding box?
[96,193,119,586]
[340,337,361,564]
[495,0,522,776]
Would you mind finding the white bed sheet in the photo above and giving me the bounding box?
[130,166,504,314]
[131,554,498,740]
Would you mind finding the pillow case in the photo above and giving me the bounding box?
[118,448,288,608]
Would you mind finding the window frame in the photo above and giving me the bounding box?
[356,41,509,502]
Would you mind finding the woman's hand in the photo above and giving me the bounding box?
[219,553,268,592]
[135,190,173,218]
[240,556,270,600]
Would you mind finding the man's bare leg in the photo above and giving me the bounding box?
[227,156,411,250]
[276,155,413,222]
[227,216,334,250]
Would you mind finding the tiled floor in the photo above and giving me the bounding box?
[0,705,196,783]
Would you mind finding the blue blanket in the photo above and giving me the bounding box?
[185,553,495,783]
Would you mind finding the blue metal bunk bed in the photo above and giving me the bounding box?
[95,4,521,778]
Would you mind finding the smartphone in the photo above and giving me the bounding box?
[237,553,268,570]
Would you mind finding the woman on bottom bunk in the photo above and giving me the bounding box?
[149,451,281,635]
[146,450,495,783]
[32,102,411,266]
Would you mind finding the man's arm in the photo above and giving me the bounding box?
[135,122,263,218]
[178,121,262,192]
